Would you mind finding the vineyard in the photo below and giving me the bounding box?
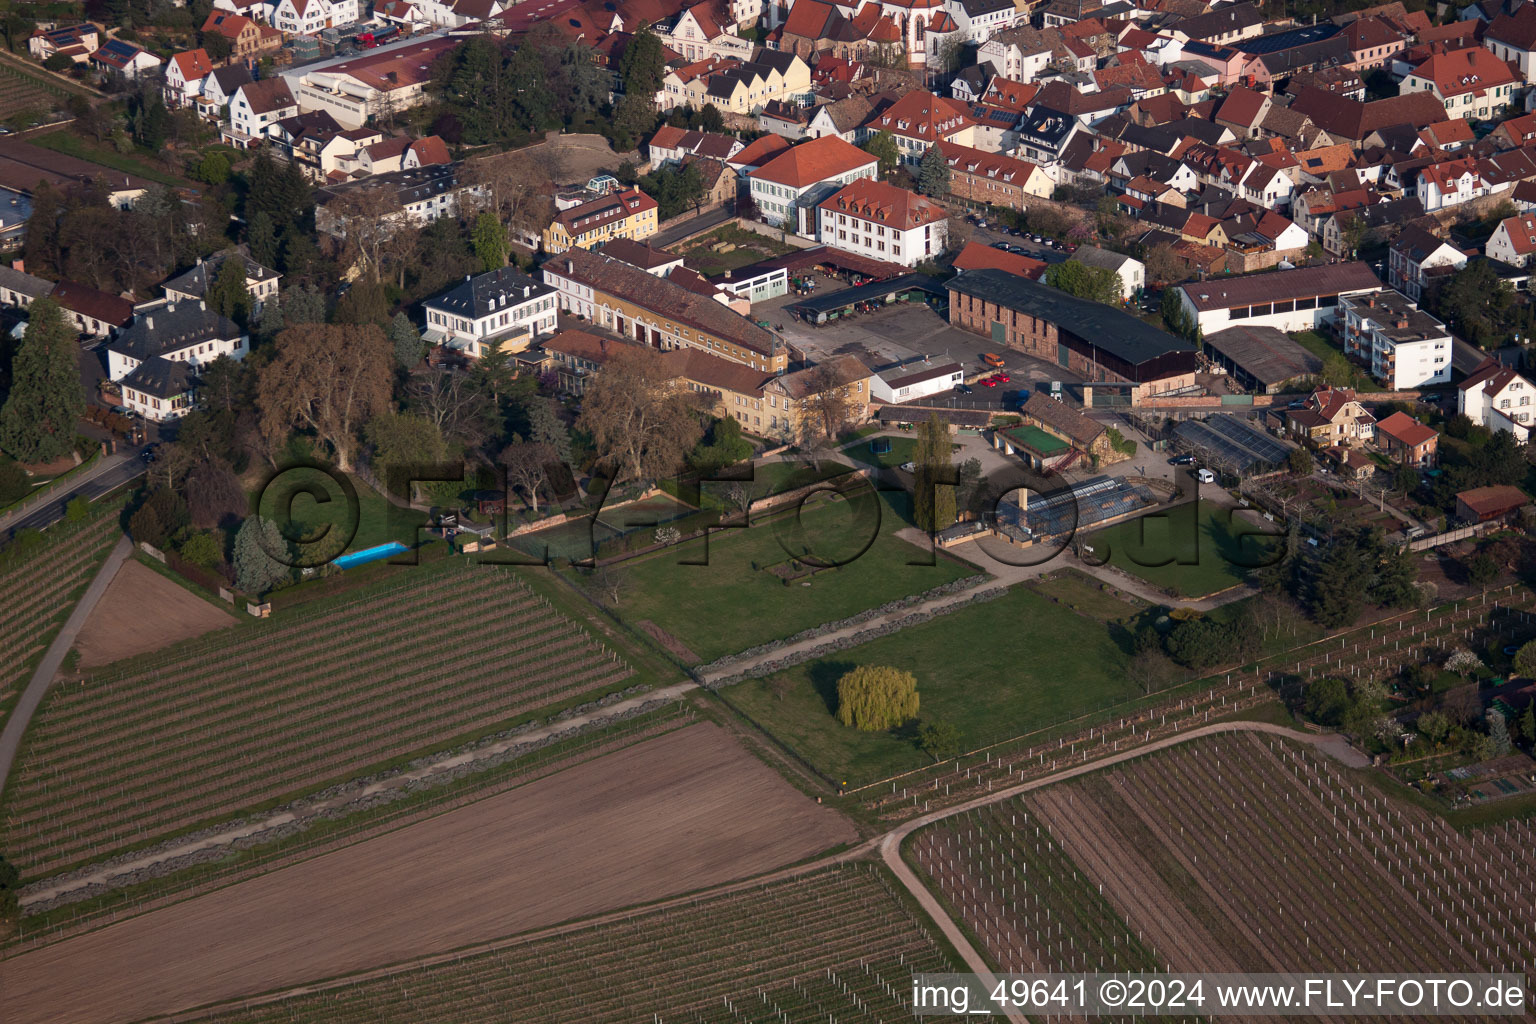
[187,866,956,1024]
[911,801,1164,977]
[0,59,76,119]
[860,586,1536,820]
[1,562,638,879]
[0,511,121,730]
[1097,734,1536,979]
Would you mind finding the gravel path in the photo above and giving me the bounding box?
[0,533,131,797]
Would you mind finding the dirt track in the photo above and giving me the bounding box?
[0,723,854,1024]
[73,560,235,668]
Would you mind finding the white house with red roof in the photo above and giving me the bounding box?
[1486,212,1536,267]
[816,179,948,265]
[1400,47,1519,122]
[270,0,361,36]
[404,135,451,168]
[1459,357,1536,440]
[862,90,978,167]
[646,125,745,169]
[164,48,216,108]
[747,135,879,235]
[657,2,754,62]
[1417,155,1482,212]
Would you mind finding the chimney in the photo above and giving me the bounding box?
[199,299,205,311]
[725,269,732,279]
[146,316,154,329]
[566,258,573,273]
[10,259,21,273]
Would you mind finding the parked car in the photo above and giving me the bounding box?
[991,241,1012,250]
[954,382,973,394]
[981,352,1006,367]
[1168,454,1196,466]
[980,377,1000,387]
[1032,234,1043,243]
[993,372,1011,383]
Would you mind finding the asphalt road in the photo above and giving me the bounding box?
[1,450,146,539]
[651,207,734,248]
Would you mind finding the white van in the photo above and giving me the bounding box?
[1196,468,1216,484]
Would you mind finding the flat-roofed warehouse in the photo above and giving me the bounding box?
[1202,324,1323,393]
[1173,261,1382,335]
[947,268,1198,403]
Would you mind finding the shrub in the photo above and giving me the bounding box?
[128,503,167,547]
[917,719,962,760]
[1515,640,1536,680]
[64,494,90,522]
[178,531,223,568]
[835,665,919,731]
[0,456,28,505]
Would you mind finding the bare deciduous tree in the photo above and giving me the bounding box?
[257,324,393,471]
[577,346,704,485]
[502,440,555,514]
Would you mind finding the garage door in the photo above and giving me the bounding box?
[1058,342,1071,367]
[991,321,1005,344]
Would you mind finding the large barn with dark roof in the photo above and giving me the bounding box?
[947,269,1198,403]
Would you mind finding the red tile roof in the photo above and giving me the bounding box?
[749,135,876,188]
[1408,46,1518,97]
[1457,484,1528,517]
[818,178,946,230]
[1376,410,1437,447]
[728,133,792,169]
[866,90,974,142]
[169,48,213,81]
[952,241,1047,278]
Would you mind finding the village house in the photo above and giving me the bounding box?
[935,141,1052,209]
[1285,385,1377,446]
[541,187,659,254]
[1486,211,1536,267]
[747,134,879,236]
[816,178,948,266]
[90,39,162,81]
[164,49,216,109]
[1375,410,1439,467]
[422,266,558,360]
[28,23,99,64]
[646,125,744,169]
[1068,245,1143,300]
[107,300,248,422]
[201,11,282,64]
[315,163,483,234]
[226,78,299,148]
[51,280,133,339]
[1399,47,1520,123]
[1388,225,1467,301]
[862,91,979,168]
[161,251,282,313]
[1459,357,1536,440]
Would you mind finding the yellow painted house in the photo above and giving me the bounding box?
[541,187,660,255]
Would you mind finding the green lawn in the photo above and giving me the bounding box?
[1085,502,1280,599]
[846,437,921,469]
[1289,330,1383,393]
[725,584,1137,785]
[612,490,974,663]
[1027,569,1145,622]
[253,469,422,559]
[31,130,189,187]
[748,459,854,498]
